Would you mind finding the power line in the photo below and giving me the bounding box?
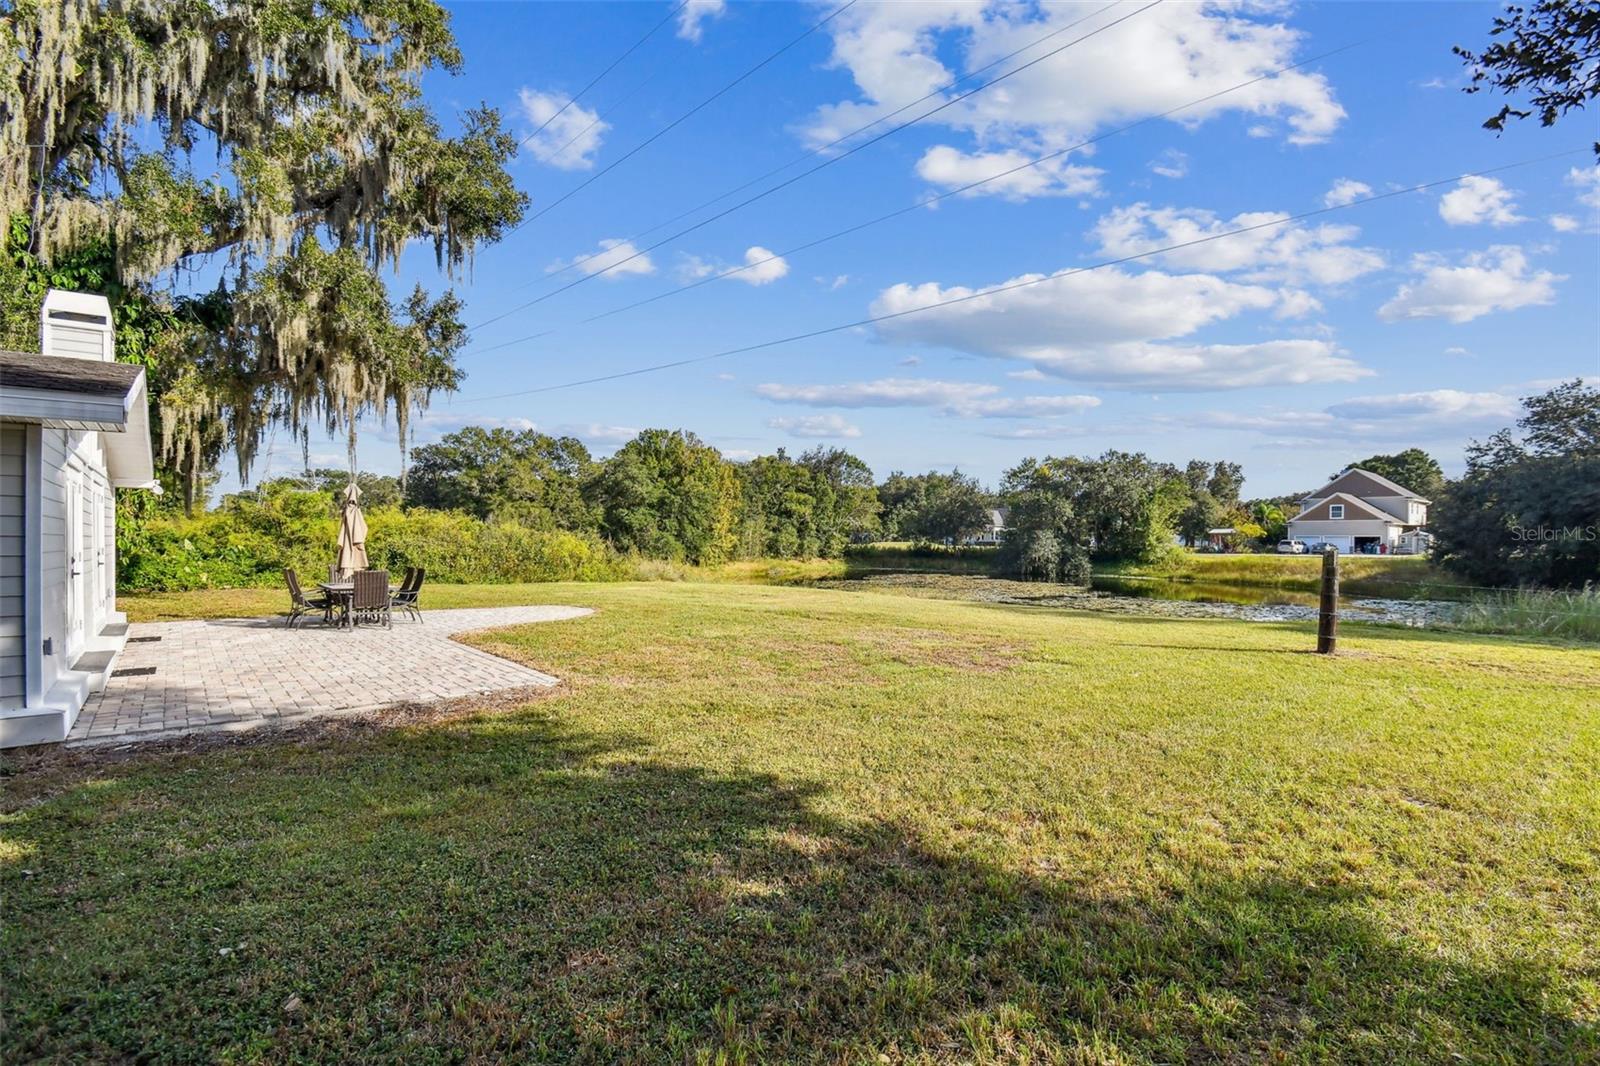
[510,0,860,235]
[463,39,1364,359]
[511,0,1123,297]
[520,1,688,147]
[469,0,1163,332]
[545,58,672,163]
[449,148,1588,404]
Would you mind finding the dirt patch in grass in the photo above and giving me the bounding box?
[847,626,1028,674]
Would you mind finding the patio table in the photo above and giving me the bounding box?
[318,581,355,629]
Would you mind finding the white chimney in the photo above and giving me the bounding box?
[40,289,115,362]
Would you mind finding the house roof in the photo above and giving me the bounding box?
[0,348,156,488]
[1,349,144,397]
[1302,467,1429,504]
[1287,491,1400,525]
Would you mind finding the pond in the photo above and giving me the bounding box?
[819,570,1462,628]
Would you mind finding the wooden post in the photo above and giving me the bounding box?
[1316,546,1339,655]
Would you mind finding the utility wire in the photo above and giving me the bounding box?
[451,147,1589,404]
[546,58,671,162]
[470,0,1163,332]
[511,0,1123,296]
[464,39,1363,359]
[510,0,860,235]
[520,2,688,147]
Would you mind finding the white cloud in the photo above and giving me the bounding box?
[1567,165,1600,209]
[1323,178,1371,207]
[1378,246,1561,324]
[1007,368,1048,382]
[756,377,1099,419]
[1438,176,1527,227]
[1149,148,1188,179]
[1273,288,1323,319]
[870,266,1369,390]
[518,89,609,170]
[768,414,861,439]
[758,378,997,409]
[549,238,655,280]
[415,412,540,434]
[1443,346,1471,357]
[801,2,1345,167]
[1183,389,1518,444]
[1090,203,1386,286]
[1549,214,1580,232]
[679,246,790,286]
[734,246,789,285]
[554,423,640,447]
[915,145,1103,201]
[815,274,850,290]
[980,423,1105,441]
[677,0,726,43]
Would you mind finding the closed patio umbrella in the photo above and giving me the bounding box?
[335,482,368,573]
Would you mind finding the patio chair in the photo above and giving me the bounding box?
[351,569,391,629]
[392,567,425,622]
[284,569,331,627]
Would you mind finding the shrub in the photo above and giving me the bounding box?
[118,490,626,591]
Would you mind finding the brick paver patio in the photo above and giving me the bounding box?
[68,605,592,747]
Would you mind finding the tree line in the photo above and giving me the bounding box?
[236,377,1596,591]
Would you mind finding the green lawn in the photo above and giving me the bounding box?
[1100,553,1451,598]
[4,583,1597,1062]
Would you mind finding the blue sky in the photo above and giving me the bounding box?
[243,0,1600,498]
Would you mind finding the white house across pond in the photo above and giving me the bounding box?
[1286,468,1431,555]
[1,290,157,747]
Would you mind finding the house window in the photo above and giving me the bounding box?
[1329,504,1344,519]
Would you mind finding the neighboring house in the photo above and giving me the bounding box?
[1286,468,1430,555]
[965,507,1008,546]
[1,290,157,747]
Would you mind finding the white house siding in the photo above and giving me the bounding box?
[37,427,69,701]
[0,425,24,709]
[1289,518,1399,545]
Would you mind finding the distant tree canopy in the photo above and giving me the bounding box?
[1176,460,1246,547]
[1344,449,1447,501]
[739,448,880,559]
[1455,0,1600,157]
[405,427,597,530]
[587,430,743,566]
[1432,380,1600,587]
[0,0,526,507]
[876,470,992,544]
[999,451,1189,581]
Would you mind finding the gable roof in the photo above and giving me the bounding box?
[0,349,156,487]
[0,348,143,398]
[1287,492,1400,525]
[1302,467,1429,504]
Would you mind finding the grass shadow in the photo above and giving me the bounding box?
[3,711,1590,1062]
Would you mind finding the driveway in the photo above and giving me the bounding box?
[68,605,592,747]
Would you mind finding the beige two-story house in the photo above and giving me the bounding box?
[1286,468,1430,554]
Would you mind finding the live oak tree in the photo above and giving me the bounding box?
[405,426,597,531]
[875,470,991,545]
[1455,0,1600,157]
[588,430,742,566]
[1432,380,1600,587]
[1343,448,1447,501]
[0,0,527,508]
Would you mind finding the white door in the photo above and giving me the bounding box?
[90,482,107,625]
[65,469,85,660]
